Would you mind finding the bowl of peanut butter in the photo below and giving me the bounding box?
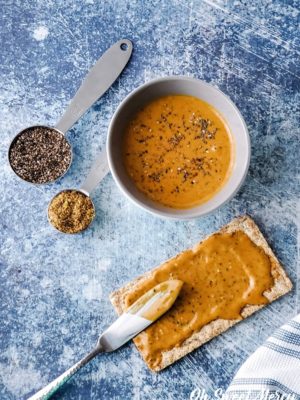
[107,76,250,219]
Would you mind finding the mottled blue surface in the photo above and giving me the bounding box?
[0,1,299,399]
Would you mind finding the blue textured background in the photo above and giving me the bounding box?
[0,1,299,399]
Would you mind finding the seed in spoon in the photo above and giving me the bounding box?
[9,126,72,184]
[48,189,95,234]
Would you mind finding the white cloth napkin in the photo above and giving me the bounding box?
[225,314,300,400]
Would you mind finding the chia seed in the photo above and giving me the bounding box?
[9,126,72,184]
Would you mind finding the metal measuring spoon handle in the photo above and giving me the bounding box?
[80,149,110,196]
[55,39,133,134]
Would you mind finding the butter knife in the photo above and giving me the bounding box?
[28,279,183,400]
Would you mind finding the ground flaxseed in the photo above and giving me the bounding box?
[48,190,95,234]
[9,126,72,184]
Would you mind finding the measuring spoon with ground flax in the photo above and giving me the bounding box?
[48,149,109,233]
[8,39,132,184]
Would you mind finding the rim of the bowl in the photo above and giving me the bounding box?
[107,75,250,219]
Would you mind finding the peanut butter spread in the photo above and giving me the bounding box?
[127,280,183,321]
[124,230,274,370]
[123,95,233,209]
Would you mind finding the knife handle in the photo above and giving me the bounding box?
[27,346,103,400]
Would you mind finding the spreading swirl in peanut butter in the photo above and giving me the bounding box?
[124,231,273,370]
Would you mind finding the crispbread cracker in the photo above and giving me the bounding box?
[110,216,292,371]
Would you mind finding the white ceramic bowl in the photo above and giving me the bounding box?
[107,76,250,219]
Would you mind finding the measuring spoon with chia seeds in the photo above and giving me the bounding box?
[48,149,110,233]
[8,39,132,185]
